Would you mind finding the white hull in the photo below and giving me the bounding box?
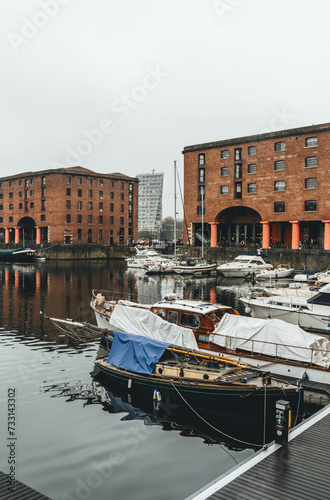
[256,268,294,280]
[174,264,217,275]
[243,300,330,333]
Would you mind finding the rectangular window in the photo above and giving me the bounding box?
[30,202,34,209]
[129,192,133,202]
[235,163,242,179]
[198,154,205,166]
[78,177,82,185]
[25,180,28,187]
[274,160,285,171]
[248,146,256,155]
[110,192,114,199]
[99,202,103,211]
[78,189,82,197]
[66,214,71,223]
[78,228,82,239]
[305,200,317,212]
[9,192,13,199]
[275,141,286,151]
[67,176,71,184]
[88,202,92,210]
[78,201,82,210]
[199,185,205,200]
[0,205,3,210]
[88,190,93,198]
[129,183,133,191]
[19,203,22,209]
[220,185,229,195]
[235,182,242,199]
[9,204,13,210]
[110,181,114,188]
[305,178,317,189]
[274,202,285,213]
[248,183,256,193]
[88,215,93,224]
[120,217,124,225]
[99,191,103,199]
[110,203,114,212]
[18,192,22,198]
[66,200,71,209]
[199,168,205,182]
[305,156,317,167]
[77,214,82,223]
[120,204,124,213]
[41,214,45,222]
[305,137,318,147]
[0,183,2,188]
[110,216,114,225]
[66,188,71,196]
[9,181,13,187]
[30,178,34,185]
[42,177,46,186]
[19,180,23,186]
[9,216,13,223]
[25,190,29,199]
[221,149,229,159]
[221,167,229,176]
[121,182,124,189]
[88,179,93,186]
[99,215,103,224]
[120,193,124,201]
[197,206,205,215]
[274,180,285,191]
[41,200,45,211]
[248,164,257,173]
[99,179,103,187]
[99,230,103,240]
[235,148,242,161]
[42,187,46,198]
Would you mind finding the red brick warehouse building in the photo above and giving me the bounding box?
[0,166,138,245]
[182,122,330,250]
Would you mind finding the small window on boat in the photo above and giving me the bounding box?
[180,313,200,328]
[152,308,165,319]
[168,311,178,324]
[198,334,209,342]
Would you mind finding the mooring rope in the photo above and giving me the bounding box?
[169,380,266,449]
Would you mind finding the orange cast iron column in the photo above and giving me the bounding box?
[290,221,300,250]
[323,220,330,250]
[210,222,219,248]
[4,227,9,244]
[36,226,41,245]
[261,222,270,249]
[14,227,20,244]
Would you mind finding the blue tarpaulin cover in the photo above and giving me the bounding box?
[107,330,170,374]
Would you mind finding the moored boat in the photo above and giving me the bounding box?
[217,252,273,278]
[173,259,217,276]
[255,266,294,280]
[0,248,35,263]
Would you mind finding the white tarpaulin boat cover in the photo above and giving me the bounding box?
[110,304,198,350]
[210,314,330,367]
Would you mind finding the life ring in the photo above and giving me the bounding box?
[240,240,245,246]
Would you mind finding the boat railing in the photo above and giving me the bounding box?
[210,332,330,366]
[91,289,156,307]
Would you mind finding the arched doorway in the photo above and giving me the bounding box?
[216,206,262,246]
[18,217,36,245]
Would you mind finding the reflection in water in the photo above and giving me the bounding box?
[44,371,276,452]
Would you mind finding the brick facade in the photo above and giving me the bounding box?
[0,166,138,245]
[183,122,330,249]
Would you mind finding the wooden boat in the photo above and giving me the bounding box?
[173,259,217,276]
[94,330,302,418]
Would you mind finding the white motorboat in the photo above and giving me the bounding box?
[255,266,294,280]
[217,252,273,278]
[293,270,319,282]
[126,247,171,269]
[240,282,330,333]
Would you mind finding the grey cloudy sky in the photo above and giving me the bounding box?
[1,0,330,217]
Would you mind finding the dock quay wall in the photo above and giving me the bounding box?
[1,243,329,269]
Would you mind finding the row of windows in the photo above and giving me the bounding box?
[274,200,317,213]
[1,214,46,224]
[67,214,127,225]
[198,137,318,165]
[196,200,318,216]
[220,178,317,195]
[67,189,132,201]
[0,201,133,214]
[0,177,133,190]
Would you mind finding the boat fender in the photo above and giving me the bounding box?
[245,306,252,314]
[302,371,309,381]
[156,390,162,402]
[153,389,161,401]
[203,374,209,380]
[128,378,132,389]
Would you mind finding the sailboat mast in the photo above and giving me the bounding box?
[174,160,177,260]
[202,188,204,259]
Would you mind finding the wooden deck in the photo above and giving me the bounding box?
[0,471,51,499]
[188,404,330,500]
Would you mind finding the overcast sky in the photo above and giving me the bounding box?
[2,0,330,217]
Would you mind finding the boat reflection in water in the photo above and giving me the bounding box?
[44,373,284,452]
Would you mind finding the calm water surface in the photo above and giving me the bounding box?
[0,261,264,500]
